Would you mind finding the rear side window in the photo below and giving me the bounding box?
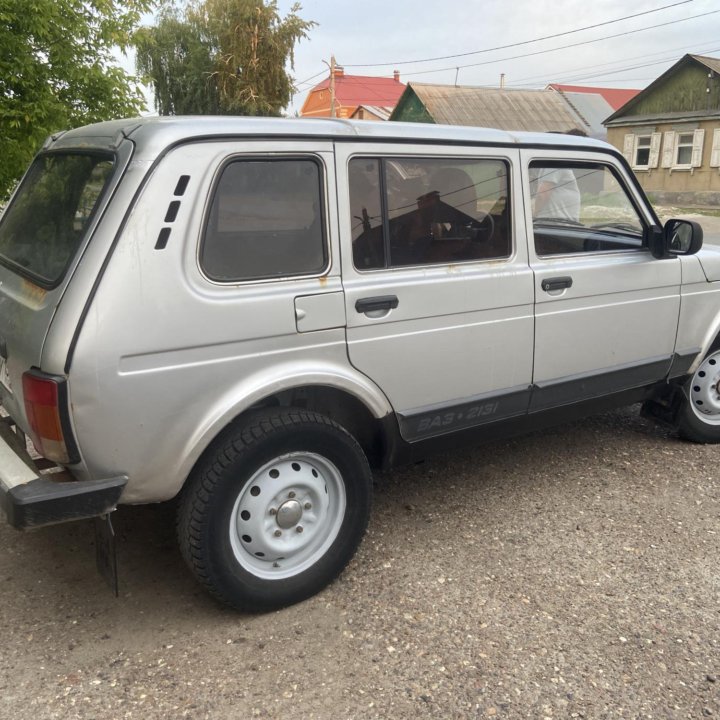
[349,156,511,270]
[0,153,115,287]
[201,158,327,282]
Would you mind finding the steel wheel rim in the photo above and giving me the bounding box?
[229,452,347,580]
[689,350,720,425]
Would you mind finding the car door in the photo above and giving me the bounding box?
[523,149,681,411]
[335,143,535,441]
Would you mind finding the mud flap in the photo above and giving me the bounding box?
[94,513,119,597]
[641,382,684,427]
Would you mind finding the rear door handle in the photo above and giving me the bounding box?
[355,295,399,314]
[541,276,573,292]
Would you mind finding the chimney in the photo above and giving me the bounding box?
[393,70,400,82]
[333,66,344,78]
[500,73,505,89]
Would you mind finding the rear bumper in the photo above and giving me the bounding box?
[0,420,126,529]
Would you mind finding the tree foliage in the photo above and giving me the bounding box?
[135,0,314,117]
[134,4,221,115]
[0,0,153,199]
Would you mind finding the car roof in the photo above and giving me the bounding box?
[47,115,612,158]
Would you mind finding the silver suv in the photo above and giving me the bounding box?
[0,117,713,611]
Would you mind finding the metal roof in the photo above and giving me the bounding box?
[556,91,616,139]
[403,83,585,133]
[351,105,393,121]
[547,84,641,111]
[303,73,405,109]
[48,115,611,161]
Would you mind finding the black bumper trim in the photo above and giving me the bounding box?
[2,476,127,529]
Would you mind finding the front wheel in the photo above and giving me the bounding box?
[177,409,372,611]
[678,349,720,443]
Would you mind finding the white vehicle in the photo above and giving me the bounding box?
[0,117,713,610]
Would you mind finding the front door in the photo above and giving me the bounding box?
[523,150,681,411]
[336,143,535,441]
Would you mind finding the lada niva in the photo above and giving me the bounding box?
[0,117,712,610]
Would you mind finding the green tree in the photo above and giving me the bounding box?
[134,3,221,116]
[135,0,314,117]
[0,0,153,199]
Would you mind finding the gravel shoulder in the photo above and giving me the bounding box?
[1,407,719,719]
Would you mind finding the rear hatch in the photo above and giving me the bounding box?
[0,147,123,434]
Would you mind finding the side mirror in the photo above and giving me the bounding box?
[664,218,703,256]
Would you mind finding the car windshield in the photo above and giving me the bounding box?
[0,152,115,287]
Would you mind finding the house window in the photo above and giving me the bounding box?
[676,133,694,166]
[635,136,652,167]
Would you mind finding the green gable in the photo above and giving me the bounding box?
[390,87,435,124]
[631,63,720,115]
[607,55,720,122]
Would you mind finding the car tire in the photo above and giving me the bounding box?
[177,408,372,611]
[678,348,720,443]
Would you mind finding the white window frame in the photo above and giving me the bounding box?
[668,128,705,170]
[624,132,660,170]
[634,135,652,168]
[674,132,695,168]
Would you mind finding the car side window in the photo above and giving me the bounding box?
[201,158,326,282]
[530,161,646,256]
[349,156,511,270]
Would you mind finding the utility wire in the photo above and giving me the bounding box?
[549,49,720,84]
[507,38,720,86]
[295,69,326,87]
[399,9,720,79]
[342,0,694,68]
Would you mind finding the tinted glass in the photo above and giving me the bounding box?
[348,158,385,269]
[0,153,115,286]
[202,159,326,282]
[349,156,511,269]
[530,162,644,255]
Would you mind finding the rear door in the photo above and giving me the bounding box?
[0,146,129,427]
[523,150,681,411]
[335,143,535,441]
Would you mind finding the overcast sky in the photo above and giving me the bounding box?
[285,0,720,110]
[124,0,720,115]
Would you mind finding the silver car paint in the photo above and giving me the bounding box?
[2,117,715,505]
[522,148,683,384]
[335,143,534,421]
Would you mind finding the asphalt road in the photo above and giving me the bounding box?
[1,406,719,719]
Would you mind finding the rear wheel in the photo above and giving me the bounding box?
[178,409,372,611]
[678,349,720,443]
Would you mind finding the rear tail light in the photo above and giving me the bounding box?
[22,370,78,464]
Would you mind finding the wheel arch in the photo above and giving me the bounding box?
[685,310,720,375]
[173,364,395,498]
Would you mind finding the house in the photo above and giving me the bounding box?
[390,83,592,135]
[604,54,720,202]
[349,105,393,122]
[300,69,405,119]
[547,84,641,140]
